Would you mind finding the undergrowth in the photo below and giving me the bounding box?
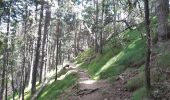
[76,25,146,81]
[37,72,77,100]
[132,87,147,100]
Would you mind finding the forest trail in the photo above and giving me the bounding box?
[60,63,136,100]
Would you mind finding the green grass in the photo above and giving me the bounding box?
[157,51,170,68]
[77,28,145,80]
[76,48,94,64]
[37,72,77,100]
[125,73,144,91]
[8,83,41,100]
[8,68,77,100]
[98,38,144,80]
[132,87,147,100]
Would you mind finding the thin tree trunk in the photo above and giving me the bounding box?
[31,2,44,95]
[1,4,10,99]
[28,40,35,89]
[144,0,151,97]
[58,40,62,64]
[95,0,99,53]
[99,0,105,54]
[39,5,51,84]
[10,21,16,100]
[44,30,50,82]
[74,22,78,57]
[55,19,60,81]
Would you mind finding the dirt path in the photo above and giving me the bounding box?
[60,64,136,100]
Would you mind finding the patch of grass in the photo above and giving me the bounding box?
[77,26,145,81]
[77,35,145,80]
[76,48,94,64]
[123,29,142,44]
[125,73,144,91]
[8,83,41,100]
[57,68,67,77]
[92,38,145,80]
[157,51,170,68]
[25,83,41,100]
[138,65,145,72]
[37,72,77,100]
[132,87,147,100]
[87,49,115,78]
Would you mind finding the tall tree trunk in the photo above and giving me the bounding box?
[58,40,62,64]
[39,5,51,84]
[28,40,35,89]
[74,21,78,57]
[10,19,16,100]
[10,64,15,100]
[45,33,50,81]
[95,0,99,53]
[31,2,44,95]
[55,19,60,81]
[157,0,169,41]
[99,0,105,54]
[21,55,25,100]
[144,0,151,97]
[20,2,28,99]
[0,3,10,99]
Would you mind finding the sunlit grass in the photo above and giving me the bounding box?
[81,38,145,80]
[8,65,71,100]
[37,72,77,100]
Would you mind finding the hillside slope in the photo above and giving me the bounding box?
[75,18,170,99]
[31,18,170,99]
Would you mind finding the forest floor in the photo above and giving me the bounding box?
[59,63,138,100]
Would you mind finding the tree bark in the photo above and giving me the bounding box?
[31,2,44,95]
[28,40,35,89]
[144,0,151,97]
[39,5,51,84]
[55,19,60,81]
[99,0,105,54]
[95,0,99,53]
[0,3,10,99]
[157,0,169,41]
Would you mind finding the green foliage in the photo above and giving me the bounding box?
[125,73,144,91]
[37,73,77,100]
[77,28,145,80]
[123,29,142,44]
[8,84,41,100]
[132,87,147,100]
[76,48,94,64]
[157,52,170,68]
[97,38,144,79]
[115,38,145,66]
[138,65,145,72]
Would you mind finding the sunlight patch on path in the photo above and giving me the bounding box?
[79,80,97,84]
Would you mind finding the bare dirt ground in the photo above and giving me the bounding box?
[60,64,138,100]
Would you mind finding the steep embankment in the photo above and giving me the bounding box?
[75,28,147,99]
[34,28,148,100]
[34,17,170,99]
[74,17,170,99]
